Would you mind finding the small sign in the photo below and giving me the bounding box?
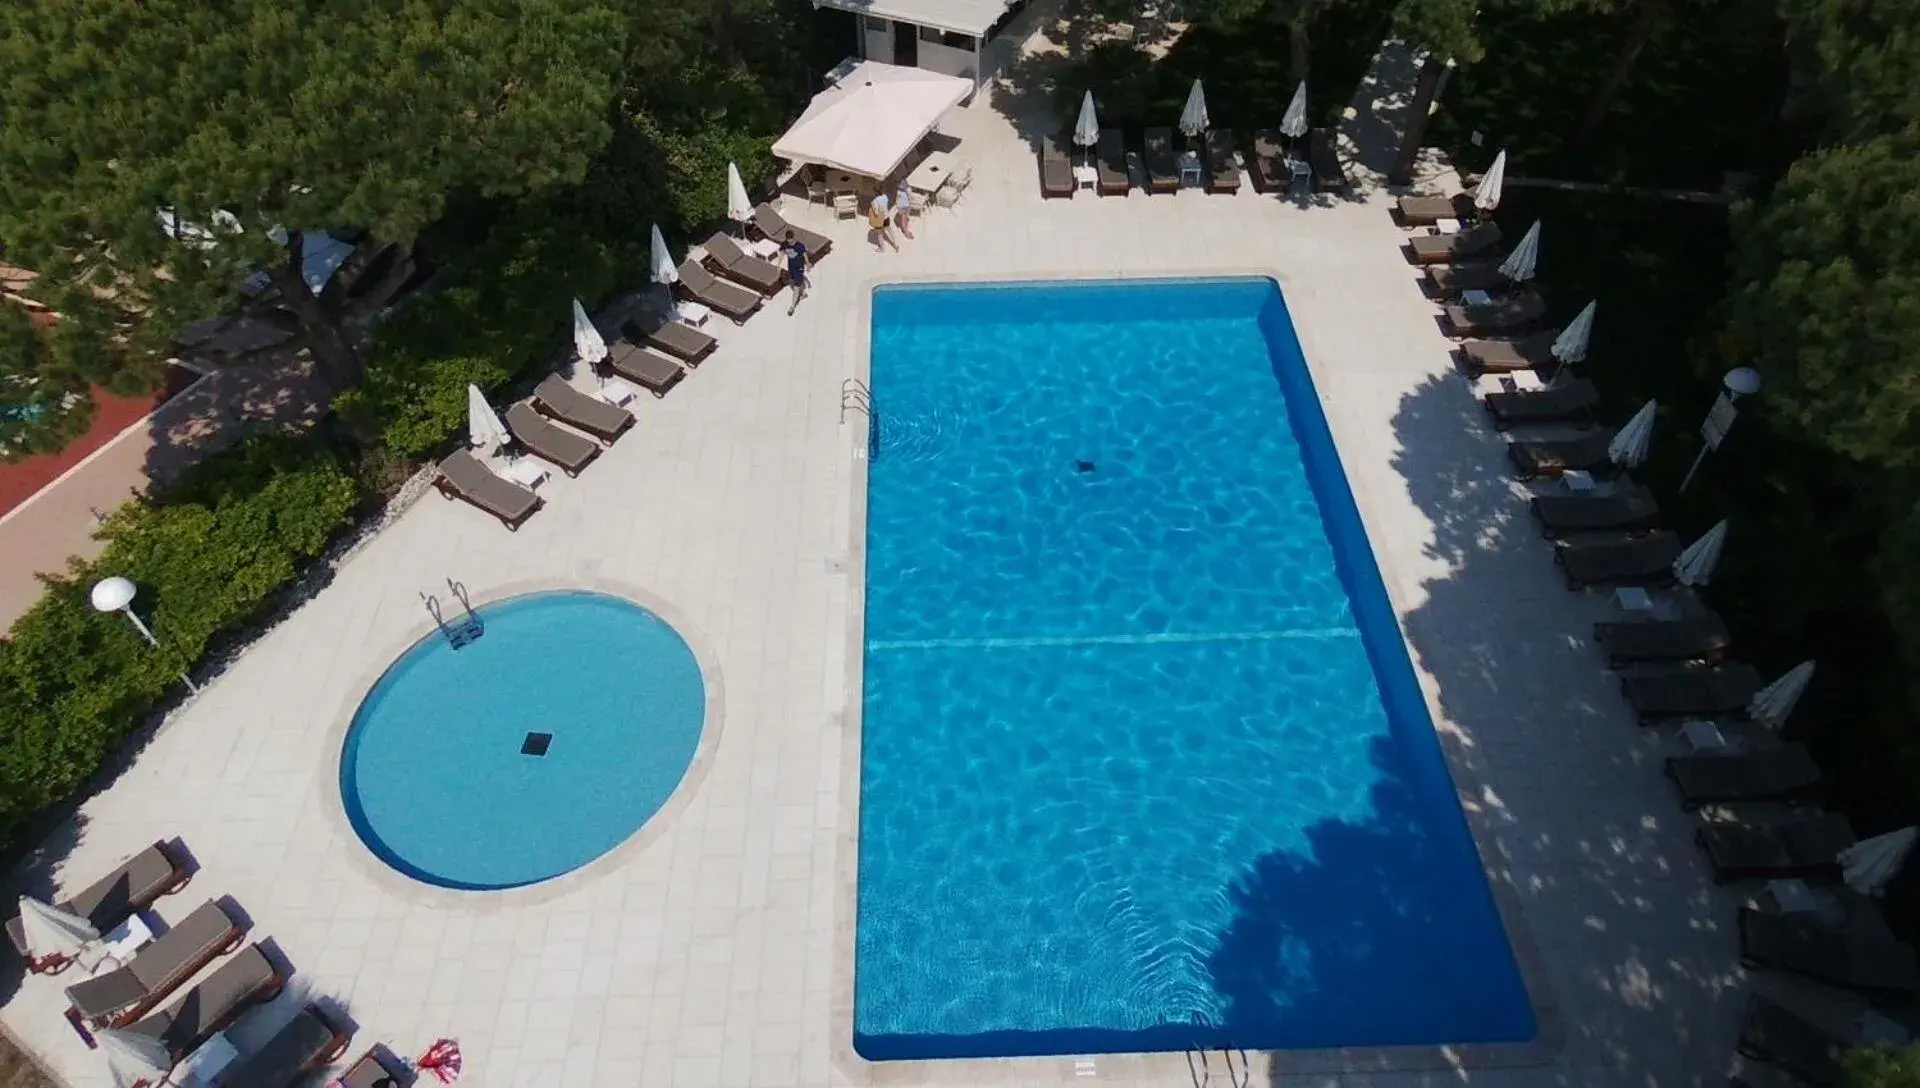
[1701,393,1739,449]
[1470,131,1484,147]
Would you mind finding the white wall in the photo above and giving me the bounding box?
[860,16,892,63]
[915,36,976,83]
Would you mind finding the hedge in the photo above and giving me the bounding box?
[0,433,358,849]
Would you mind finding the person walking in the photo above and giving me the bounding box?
[779,231,809,316]
[894,181,915,240]
[867,192,898,252]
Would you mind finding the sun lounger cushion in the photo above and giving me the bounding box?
[1461,330,1559,376]
[1697,813,1853,883]
[604,343,685,397]
[215,1004,350,1088]
[1096,129,1129,194]
[336,1048,411,1088]
[434,450,541,530]
[1482,378,1599,428]
[1308,128,1349,193]
[1039,135,1074,198]
[1144,127,1178,192]
[1508,431,1612,479]
[1593,614,1732,663]
[532,375,631,442]
[1444,291,1547,335]
[505,402,599,477]
[704,233,784,295]
[1397,193,1474,226]
[1206,129,1240,193]
[1249,131,1288,193]
[628,314,716,364]
[1531,485,1660,536]
[1739,905,1919,998]
[1410,222,1502,264]
[1553,531,1682,588]
[1425,261,1510,297]
[67,899,243,1024]
[1664,744,1821,809]
[126,943,281,1060]
[1626,662,1763,721]
[8,842,188,958]
[676,259,761,322]
[750,203,831,260]
[1737,993,1851,1085]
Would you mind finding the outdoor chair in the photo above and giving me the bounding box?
[8,841,191,972]
[1665,744,1822,809]
[1625,662,1764,722]
[1739,905,1919,999]
[1248,131,1288,193]
[602,342,685,397]
[1482,378,1598,429]
[1593,613,1733,664]
[1461,329,1559,377]
[214,1003,353,1088]
[1507,430,1613,480]
[431,450,542,531]
[1737,993,1873,1086]
[1308,128,1350,193]
[1443,291,1548,336]
[1039,136,1073,198]
[702,233,784,296]
[123,943,284,1062]
[1144,127,1179,193]
[66,899,247,1028]
[1696,812,1854,883]
[504,402,600,478]
[1530,485,1661,537]
[334,1046,413,1088]
[1409,222,1502,264]
[531,374,633,443]
[1395,192,1477,226]
[1096,129,1130,194]
[675,259,762,324]
[750,203,832,260]
[1205,129,1241,193]
[1553,531,1682,589]
[1424,261,1511,298]
[624,313,717,365]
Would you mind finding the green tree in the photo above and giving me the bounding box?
[0,0,627,404]
[1777,0,1920,143]
[1843,1042,1920,1088]
[1387,0,1483,184]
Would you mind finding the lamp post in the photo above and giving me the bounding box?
[1679,367,1761,492]
[90,576,199,694]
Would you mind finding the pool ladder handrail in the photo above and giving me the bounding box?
[423,578,485,649]
[839,378,873,424]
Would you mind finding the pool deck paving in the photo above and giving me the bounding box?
[3,21,1768,1088]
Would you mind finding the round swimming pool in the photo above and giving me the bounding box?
[340,591,706,890]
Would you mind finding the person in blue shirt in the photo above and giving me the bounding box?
[780,231,809,316]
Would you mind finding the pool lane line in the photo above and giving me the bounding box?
[866,627,1362,651]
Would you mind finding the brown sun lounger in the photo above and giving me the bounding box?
[1308,129,1349,193]
[215,1003,352,1088]
[1737,993,1869,1086]
[1739,905,1918,999]
[1410,222,1502,264]
[1248,131,1289,193]
[1483,379,1599,430]
[1039,135,1074,198]
[67,900,246,1027]
[1530,485,1661,537]
[532,375,632,443]
[702,233,784,296]
[603,342,685,397]
[124,943,284,1062]
[1396,192,1476,226]
[1508,430,1613,480]
[335,1046,413,1088]
[676,259,761,323]
[1424,261,1509,297]
[1144,127,1179,193]
[626,313,716,365]
[1665,744,1821,809]
[1461,330,1559,377]
[1594,613,1733,664]
[1096,129,1130,194]
[9,841,190,970]
[1626,662,1763,722]
[750,203,830,261]
[1553,531,1682,588]
[1205,129,1241,193]
[1444,291,1548,336]
[505,402,599,477]
[432,450,542,531]
[1697,812,1853,883]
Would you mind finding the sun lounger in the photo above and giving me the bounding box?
[531,375,632,443]
[124,943,283,1061]
[1626,662,1763,722]
[334,1046,411,1088]
[625,313,716,365]
[1593,614,1733,663]
[1396,192,1476,226]
[1461,330,1559,377]
[1665,744,1822,809]
[750,203,830,261]
[9,841,190,970]
[676,259,761,323]
[1697,812,1853,882]
[1039,136,1073,198]
[1531,485,1660,537]
[505,402,599,477]
[1248,131,1289,193]
[1410,222,1502,264]
[1554,532,1682,588]
[1736,993,1857,1085]
[1206,129,1241,193]
[1444,291,1548,336]
[702,233,784,295]
[1308,128,1349,193]
[603,342,685,397]
[1097,129,1130,195]
[1424,261,1510,297]
[215,1003,352,1088]
[1739,906,1919,999]
[431,450,542,530]
[1144,127,1178,193]
[1482,379,1599,430]
[66,900,246,1027]
[1508,430,1613,480]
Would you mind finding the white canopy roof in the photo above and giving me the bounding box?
[812,0,1009,38]
[772,61,972,178]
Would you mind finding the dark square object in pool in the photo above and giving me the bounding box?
[521,732,552,757]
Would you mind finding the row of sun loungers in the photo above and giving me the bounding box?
[7,841,190,971]
[1040,127,1348,197]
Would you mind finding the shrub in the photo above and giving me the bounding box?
[0,433,358,848]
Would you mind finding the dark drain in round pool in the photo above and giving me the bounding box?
[1075,460,1096,474]
[520,732,552,756]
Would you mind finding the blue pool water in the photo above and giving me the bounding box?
[340,591,705,889]
[856,279,1534,1058]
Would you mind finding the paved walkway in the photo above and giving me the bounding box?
[3,18,1759,1088]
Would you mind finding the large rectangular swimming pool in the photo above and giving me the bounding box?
[855,279,1534,1060]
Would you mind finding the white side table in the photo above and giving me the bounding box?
[1434,217,1463,234]
[1073,164,1097,193]
[673,301,713,328]
[1763,878,1823,915]
[596,379,638,407]
[1562,469,1596,492]
[1614,586,1654,614]
[85,914,153,971]
[1461,289,1494,306]
[174,1032,239,1088]
[497,457,548,489]
[1680,720,1727,753]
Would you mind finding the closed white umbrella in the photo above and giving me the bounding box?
[466,384,508,454]
[725,162,752,226]
[99,1027,172,1088]
[1279,81,1309,139]
[1750,660,1815,729]
[649,223,678,285]
[1840,826,1918,896]
[1473,149,1508,212]
[1073,91,1100,163]
[571,299,607,366]
[1608,399,1658,468]
[17,896,98,961]
[1671,519,1727,588]
[1497,220,1541,284]
[1552,300,1597,364]
[1178,79,1210,138]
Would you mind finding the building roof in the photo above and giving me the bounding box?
[812,0,1010,38]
